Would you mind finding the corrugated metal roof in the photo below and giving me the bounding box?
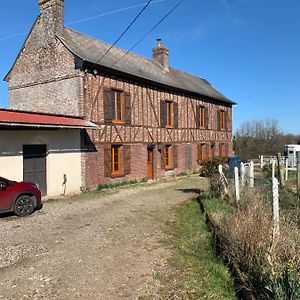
[0,109,98,129]
[58,28,234,105]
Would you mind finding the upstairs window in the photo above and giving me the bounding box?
[104,88,131,125]
[166,101,173,127]
[200,106,205,128]
[161,100,178,128]
[111,90,123,123]
[219,110,226,130]
[196,105,208,129]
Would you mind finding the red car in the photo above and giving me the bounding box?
[0,176,42,216]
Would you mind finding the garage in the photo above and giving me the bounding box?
[0,109,97,196]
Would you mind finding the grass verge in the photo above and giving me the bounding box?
[158,198,237,299]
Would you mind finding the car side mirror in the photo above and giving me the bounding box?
[0,183,7,190]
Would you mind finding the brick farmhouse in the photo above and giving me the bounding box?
[3,0,235,193]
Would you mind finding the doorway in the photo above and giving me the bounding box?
[23,145,47,196]
[147,146,154,180]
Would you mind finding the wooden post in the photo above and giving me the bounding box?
[260,155,264,169]
[297,151,300,203]
[272,159,276,180]
[218,164,223,175]
[240,162,245,187]
[285,159,288,181]
[272,177,280,235]
[234,166,240,201]
[277,153,285,188]
[249,161,254,188]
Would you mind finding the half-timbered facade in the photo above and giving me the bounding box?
[4,0,235,189]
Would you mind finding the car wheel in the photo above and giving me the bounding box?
[14,195,35,217]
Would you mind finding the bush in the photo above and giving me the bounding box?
[199,156,227,177]
[214,187,300,299]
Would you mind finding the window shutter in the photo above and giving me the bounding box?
[173,145,178,169]
[173,102,178,128]
[160,100,166,128]
[225,143,229,157]
[206,143,210,159]
[161,145,166,169]
[225,111,229,131]
[196,105,200,128]
[104,144,111,177]
[124,92,131,125]
[217,110,221,130]
[123,145,131,175]
[205,107,209,129]
[104,88,112,124]
[197,144,201,162]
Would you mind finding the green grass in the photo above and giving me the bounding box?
[158,199,237,299]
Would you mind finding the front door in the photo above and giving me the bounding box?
[23,145,47,196]
[147,149,154,180]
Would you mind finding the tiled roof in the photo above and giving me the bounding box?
[58,28,234,105]
[0,109,98,129]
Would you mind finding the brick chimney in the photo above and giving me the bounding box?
[152,39,169,71]
[38,0,64,40]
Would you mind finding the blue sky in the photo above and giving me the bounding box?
[0,0,300,134]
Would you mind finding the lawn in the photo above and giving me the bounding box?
[157,199,237,299]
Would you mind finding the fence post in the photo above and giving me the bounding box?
[272,159,276,180]
[285,159,288,181]
[277,153,285,188]
[260,155,264,169]
[234,166,240,201]
[249,161,254,188]
[272,177,280,235]
[240,162,245,187]
[297,152,300,204]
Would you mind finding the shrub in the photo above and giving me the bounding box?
[199,156,227,177]
[215,187,300,299]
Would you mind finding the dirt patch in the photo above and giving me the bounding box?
[0,176,209,299]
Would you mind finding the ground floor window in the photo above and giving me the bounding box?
[219,143,225,157]
[111,145,121,175]
[165,145,172,168]
[104,144,131,177]
[161,144,178,170]
[198,143,207,161]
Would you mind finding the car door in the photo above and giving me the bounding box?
[0,179,14,210]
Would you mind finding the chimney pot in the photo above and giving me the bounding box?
[153,39,169,71]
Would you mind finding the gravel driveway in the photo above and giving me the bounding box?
[0,176,208,300]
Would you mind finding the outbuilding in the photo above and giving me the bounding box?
[0,109,97,196]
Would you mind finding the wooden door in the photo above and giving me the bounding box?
[147,149,154,180]
[23,145,47,196]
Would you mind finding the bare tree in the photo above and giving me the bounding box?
[234,119,283,159]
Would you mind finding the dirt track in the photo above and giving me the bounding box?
[0,176,208,299]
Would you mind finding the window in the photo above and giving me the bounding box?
[220,110,225,130]
[165,145,172,168]
[198,143,206,161]
[111,90,124,123]
[200,106,205,128]
[111,145,121,174]
[161,100,178,128]
[166,101,173,127]
[220,143,225,157]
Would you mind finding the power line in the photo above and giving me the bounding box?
[111,0,184,69]
[96,0,153,64]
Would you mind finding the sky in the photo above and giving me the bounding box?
[0,0,300,134]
